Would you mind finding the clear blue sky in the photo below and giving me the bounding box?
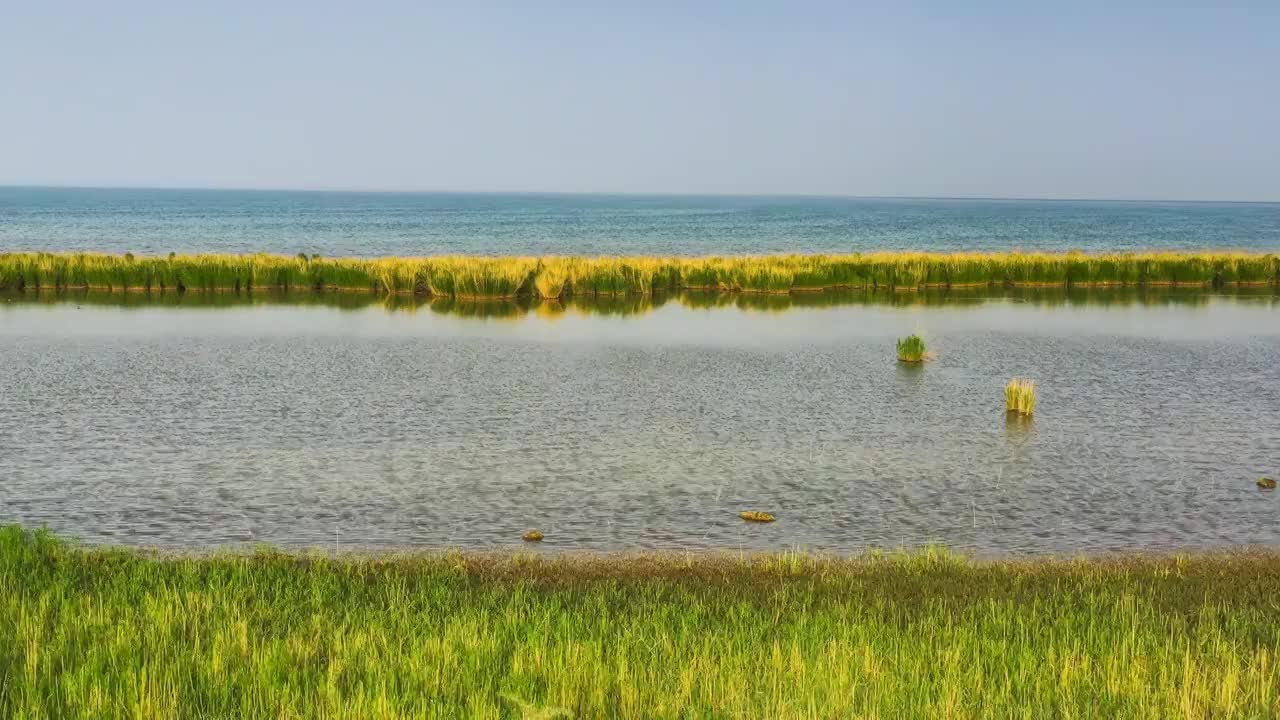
[1,1,1276,200]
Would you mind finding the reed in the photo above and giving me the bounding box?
[3,527,1280,718]
[1005,378,1037,415]
[896,334,927,362]
[1,251,1275,299]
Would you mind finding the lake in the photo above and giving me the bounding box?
[3,187,1279,256]
[2,289,1277,554]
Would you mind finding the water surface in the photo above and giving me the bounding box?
[2,295,1278,554]
[3,187,1278,256]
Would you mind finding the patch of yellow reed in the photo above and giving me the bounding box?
[2,251,1274,298]
[1005,378,1037,416]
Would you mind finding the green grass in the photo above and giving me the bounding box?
[896,334,927,362]
[1,251,1276,298]
[1005,378,1037,415]
[2,527,1280,718]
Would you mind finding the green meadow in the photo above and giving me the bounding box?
[1,250,1276,298]
[2,527,1279,719]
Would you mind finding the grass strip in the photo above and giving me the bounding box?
[2,251,1276,298]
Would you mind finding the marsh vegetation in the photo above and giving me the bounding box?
[2,251,1276,298]
[2,527,1279,719]
[896,334,927,362]
[1005,378,1038,416]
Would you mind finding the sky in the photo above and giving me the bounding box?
[1,1,1277,201]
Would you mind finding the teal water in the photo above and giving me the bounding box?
[2,187,1278,256]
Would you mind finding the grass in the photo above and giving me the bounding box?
[896,334,927,362]
[1,250,1276,298]
[3,527,1280,718]
[1006,378,1038,415]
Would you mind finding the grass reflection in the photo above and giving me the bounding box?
[3,285,1276,318]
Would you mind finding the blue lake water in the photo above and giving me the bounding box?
[2,186,1278,256]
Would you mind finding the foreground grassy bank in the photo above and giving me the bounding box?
[2,251,1277,298]
[2,528,1279,718]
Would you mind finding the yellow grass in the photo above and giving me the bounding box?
[1006,378,1037,415]
[1,251,1276,299]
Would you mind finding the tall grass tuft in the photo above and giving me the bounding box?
[896,334,927,362]
[1005,378,1037,415]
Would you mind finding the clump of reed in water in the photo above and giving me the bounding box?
[1005,378,1037,415]
[1,251,1275,298]
[896,334,927,363]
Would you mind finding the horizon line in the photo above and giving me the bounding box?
[2,183,1278,205]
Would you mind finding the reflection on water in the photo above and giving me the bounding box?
[1,293,1278,555]
[4,285,1278,318]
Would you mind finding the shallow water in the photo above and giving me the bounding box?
[2,294,1279,554]
[4,187,1279,256]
